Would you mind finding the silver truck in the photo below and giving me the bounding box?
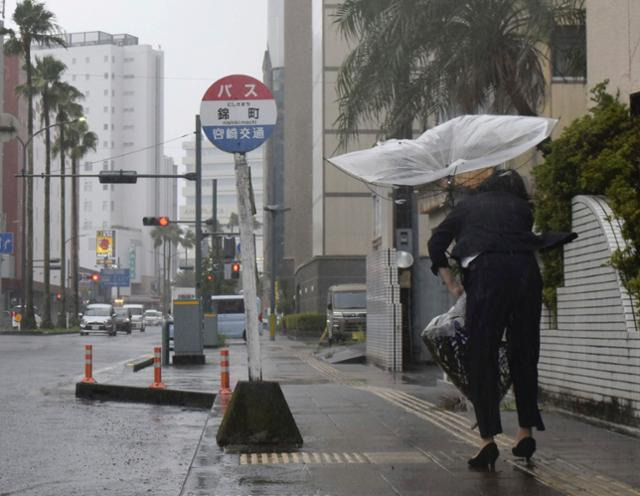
[326,283,367,343]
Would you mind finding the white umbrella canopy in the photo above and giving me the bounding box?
[328,114,558,187]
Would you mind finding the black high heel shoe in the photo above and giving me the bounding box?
[512,437,536,461]
[468,442,499,471]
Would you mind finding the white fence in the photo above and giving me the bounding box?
[539,195,640,423]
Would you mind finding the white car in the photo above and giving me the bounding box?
[80,304,116,336]
[142,309,163,327]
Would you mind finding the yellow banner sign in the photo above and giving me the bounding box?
[96,230,115,259]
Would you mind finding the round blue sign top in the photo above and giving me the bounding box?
[200,74,277,154]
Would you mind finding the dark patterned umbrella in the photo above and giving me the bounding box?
[421,295,512,402]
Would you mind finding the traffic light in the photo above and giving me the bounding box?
[142,216,170,226]
[89,273,100,282]
[55,293,62,300]
[231,261,240,279]
[206,273,215,282]
[99,170,138,184]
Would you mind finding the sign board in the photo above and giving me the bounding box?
[100,268,130,287]
[128,245,136,280]
[96,230,115,260]
[200,74,277,153]
[0,232,14,254]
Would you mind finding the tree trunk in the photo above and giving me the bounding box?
[41,111,53,328]
[23,45,37,330]
[57,126,67,328]
[71,156,80,326]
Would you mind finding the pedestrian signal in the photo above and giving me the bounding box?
[142,216,170,226]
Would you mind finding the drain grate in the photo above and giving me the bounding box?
[240,451,430,466]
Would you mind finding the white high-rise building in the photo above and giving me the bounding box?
[179,140,264,272]
[33,31,171,297]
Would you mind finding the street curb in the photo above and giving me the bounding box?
[131,356,155,372]
[75,382,215,409]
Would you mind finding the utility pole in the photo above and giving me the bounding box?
[234,152,261,380]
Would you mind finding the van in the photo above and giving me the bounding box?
[326,284,367,342]
[211,295,262,340]
[123,304,145,331]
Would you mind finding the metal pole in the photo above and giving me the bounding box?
[20,145,26,316]
[269,209,276,341]
[234,152,261,380]
[195,115,203,336]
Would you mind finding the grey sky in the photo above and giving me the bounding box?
[2,0,269,163]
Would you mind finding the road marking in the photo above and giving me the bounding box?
[294,350,640,496]
[239,450,430,465]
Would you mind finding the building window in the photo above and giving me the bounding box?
[103,106,108,113]
[111,160,115,169]
[102,200,109,210]
[103,141,109,148]
[83,201,92,211]
[85,90,90,97]
[72,58,76,64]
[85,74,90,81]
[83,181,92,192]
[103,185,108,191]
[104,89,108,96]
[84,162,92,172]
[103,160,109,170]
[124,142,134,147]
[110,201,115,211]
[552,24,586,80]
[71,74,76,81]
[112,56,115,63]
[83,222,92,231]
[104,55,109,62]
[104,72,109,79]
[103,124,109,130]
[85,57,90,63]
[111,106,115,114]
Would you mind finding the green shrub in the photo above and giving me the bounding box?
[283,313,326,336]
[533,81,640,320]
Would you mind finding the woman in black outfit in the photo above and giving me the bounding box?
[427,169,574,471]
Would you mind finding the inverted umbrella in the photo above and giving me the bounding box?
[328,114,557,187]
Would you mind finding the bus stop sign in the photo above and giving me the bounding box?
[200,74,277,153]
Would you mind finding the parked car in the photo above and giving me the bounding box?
[113,307,133,334]
[211,295,262,340]
[80,303,116,336]
[142,309,163,327]
[123,304,144,332]
[326,283,367,343]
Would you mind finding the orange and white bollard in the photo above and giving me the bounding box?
[82,344,97,384]
[149,346,166,389]
[219,348,231,395]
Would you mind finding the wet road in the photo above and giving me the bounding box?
[0,329,208,495]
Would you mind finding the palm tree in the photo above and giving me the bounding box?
[180,228,196,265]
[67,120,97,325]
[150,224,184,312]
[334,0,585,145]
[1,0,66,330]
[52,83,83,328]
[32,55,66,328]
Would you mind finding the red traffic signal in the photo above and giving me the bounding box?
[142,216,170,226]
[89,273,100,282]
[55,293,62,300]
[231,262,240,279]
[206,273,214,281]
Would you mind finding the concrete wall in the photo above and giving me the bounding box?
[586,0,640,100]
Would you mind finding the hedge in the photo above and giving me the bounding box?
[283,313,326,337]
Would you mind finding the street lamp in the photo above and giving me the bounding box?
[263,204,290,341]
[15,116,85,325]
